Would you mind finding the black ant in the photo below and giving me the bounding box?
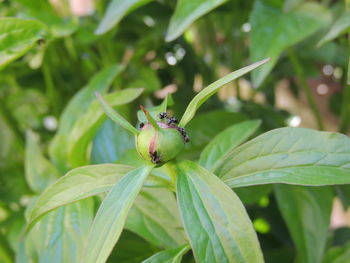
[150,151,160,164]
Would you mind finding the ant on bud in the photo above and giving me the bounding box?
[139,122,145,128]
[167,117,178,125]
[159,112,168,119]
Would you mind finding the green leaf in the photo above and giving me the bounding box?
[25,130,60,193]
[0,18,48,69]
[26,164,132,232]
[96,92,140,136]
[250,1,330,87]
[58,64,124,134]
[126,188,186,248]
[275,185,333,263]
[49,65,124,169]
[219,128,350,188]
[26,200,94,263]
[179,58,270,127]
[323,242,350,263]
[95,0,153,35]
[166,0,228,42]
[199,120,261,171]
[81,165,153,263]
[142,244,190,263]
[91,118,135,164]
[68,88,143,167]
[318,10,350,47]
[176,161,264,263]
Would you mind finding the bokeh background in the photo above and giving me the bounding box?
[1,0,350,262]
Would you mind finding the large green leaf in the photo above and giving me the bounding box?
[91,118,135,164]
[25,131,60,193]
[219,128,350,187]
[49,65,124,170]
[275,185,333,263]
[81,165,153,263]
[26,164,132,232]
[199,120,261,171]
[250,1,329,87]
[0,18,48,69]
[176,161,264,263]
[318,10,350,47]
[165,0,228,42]
[126,188,186,249]
[95,0,153,35]
[68,88,143,167]
[179,58,270,127]
[25,199,94,263]
[142,244,190,263]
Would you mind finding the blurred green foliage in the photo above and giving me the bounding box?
[1,0,350,262]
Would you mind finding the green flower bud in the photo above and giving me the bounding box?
[136,122,186,165]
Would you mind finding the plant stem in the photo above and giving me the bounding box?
[287,49,325,130]
[42,63,59,117]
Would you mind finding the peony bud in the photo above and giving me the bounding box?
[136,109,188,165]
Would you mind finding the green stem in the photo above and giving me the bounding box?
[287,49,325,130]
[42,63,59,116]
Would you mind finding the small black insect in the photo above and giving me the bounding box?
[177,127,189,143]
[150,151,160,164]
[139,122,145,128]
[167,117,178,125]
[183,135,190,143]
[159,112,168,119]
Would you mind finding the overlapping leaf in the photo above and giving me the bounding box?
[126,188,186,248]
[176,161,264,263]
[81,165,153,263]
[0,18,48,69]
[275,185,333,263]
[26,164,132,231]
[199,120,261,171]
[219,128,350,187]
[142,244,190,263]
[68,88,143,167]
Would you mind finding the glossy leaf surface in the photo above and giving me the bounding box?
[26,200,94,263]
[219,128,350,187]
[275,185,333,263]
[199,120,261,171]
[27,164,132,231]
[176,161,264,263]
[0,18,47,69]
[68,88,143,167]
[126,188,186,248]
[81,165,153,263]
[179,58,269,127]
[166,0,228,42]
